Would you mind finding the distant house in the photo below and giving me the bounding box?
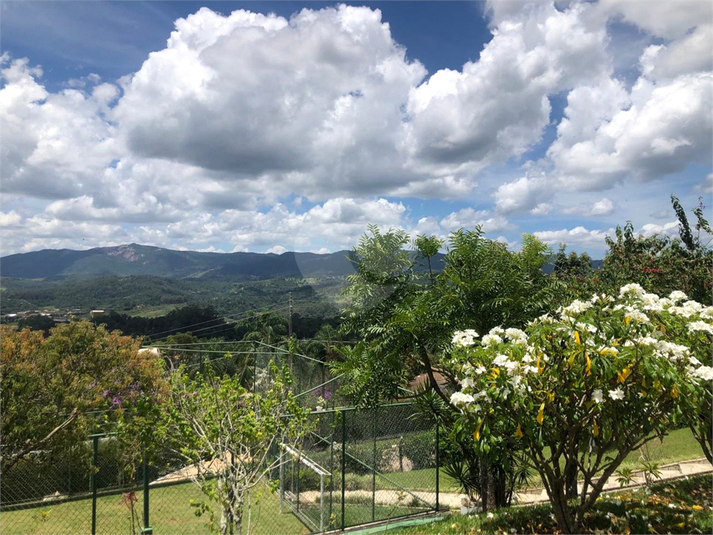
[90,310,105,319]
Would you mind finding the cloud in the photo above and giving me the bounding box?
[403,1,609,177]
[639,221,679,238]
[0,56,120,200]
[533,226,613,248]
[549,72,713,190]
[697,173,713,194]
[530,203,552,215]
[266,245,287,255]
[562,198,614,217]
[599,0,712,39]
[494,175,552,214]
[640,24,713,81]
[112,6,443,199]
[0,210,23,227]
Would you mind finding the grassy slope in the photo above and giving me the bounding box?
[387,474,713,535]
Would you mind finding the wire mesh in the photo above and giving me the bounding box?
[1,336,438,535]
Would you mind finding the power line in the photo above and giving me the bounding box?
[146,302,289,340]
[147,305,289,343]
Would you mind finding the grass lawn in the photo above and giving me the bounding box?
[0,482,308,535]
[386,474,713,534]
[380,427,705,493]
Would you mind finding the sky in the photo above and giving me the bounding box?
[1,0,711,257]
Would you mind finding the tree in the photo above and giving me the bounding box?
[598,196,712,303]
[335,226,560,510]
[0,322,166,475]
[159,362,309,535]
[447,284,712,533]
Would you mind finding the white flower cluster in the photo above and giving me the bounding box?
[452,329,479,347]
[689,321,713,335]
[692,366,713,381]
[450,391,475,407]
[560,299,593,318]
[669,300,705,318]
[449,284,713,418]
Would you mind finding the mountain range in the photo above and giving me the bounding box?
[0,244,359,280]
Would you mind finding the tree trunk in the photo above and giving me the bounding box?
[479,461,497,511]
[547,481,578,534]
[565,461,578,500]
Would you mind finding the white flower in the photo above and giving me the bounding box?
[701,307,713,320]
[482,334,503,347]
[503,360,519,375]
[625,309,649,323]
[609,388,625,401]
[487,512,494,519]
[522,365,538,375]
[560,299,592,318]
[450,392,475,407]
[655,341,689,361]
[493,354,510,367]
[692,366,713,381]
[474,365,487,375]
[452,329,479,347]
[620,283,646,297]
[592,389,604,404]
[521,353,534,364]
[461,376,475,389]
[669,290,688,302]
[505,328,528,345]
[689,321,713,335]
[489,326,505,335]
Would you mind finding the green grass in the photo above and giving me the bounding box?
[385,474,713,534]
[380,427,704,494]
[0,482,308,535]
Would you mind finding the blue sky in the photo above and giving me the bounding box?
[1,1,711,257]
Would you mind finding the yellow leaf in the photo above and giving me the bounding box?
[536,402,545,425]
[625,316,631,325]
[515,423,523,439]
[671,384,678,398]
[474,419,484,441]
[574,331,581,345]
[592,420,599,437]
[585,354,592,377]
[548,392,555,403]
[692,505,704,511]
[491,368,500,379]
[617,366,631,384]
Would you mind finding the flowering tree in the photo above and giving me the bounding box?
[0,322,166,475]
[160,362,309,535]
[447,285,712,534]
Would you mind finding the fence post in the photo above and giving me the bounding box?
[371,408,376,522]
[435,424,440,512]
[141,451,153,534]
[91,435,98,535]
[341,410,346,531]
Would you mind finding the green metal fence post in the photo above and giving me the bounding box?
[371,408,376,522]
[341,410,346,531]
[91,435,98,535]
[435,424,440,512]
[141,452,153,534]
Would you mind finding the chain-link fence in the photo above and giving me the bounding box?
[0,403,439,535]
[279,403,440,532]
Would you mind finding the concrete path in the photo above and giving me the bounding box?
[298,458,712,510]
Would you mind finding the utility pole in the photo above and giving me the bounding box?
[288,292,293,337]
[288,292,293,372]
